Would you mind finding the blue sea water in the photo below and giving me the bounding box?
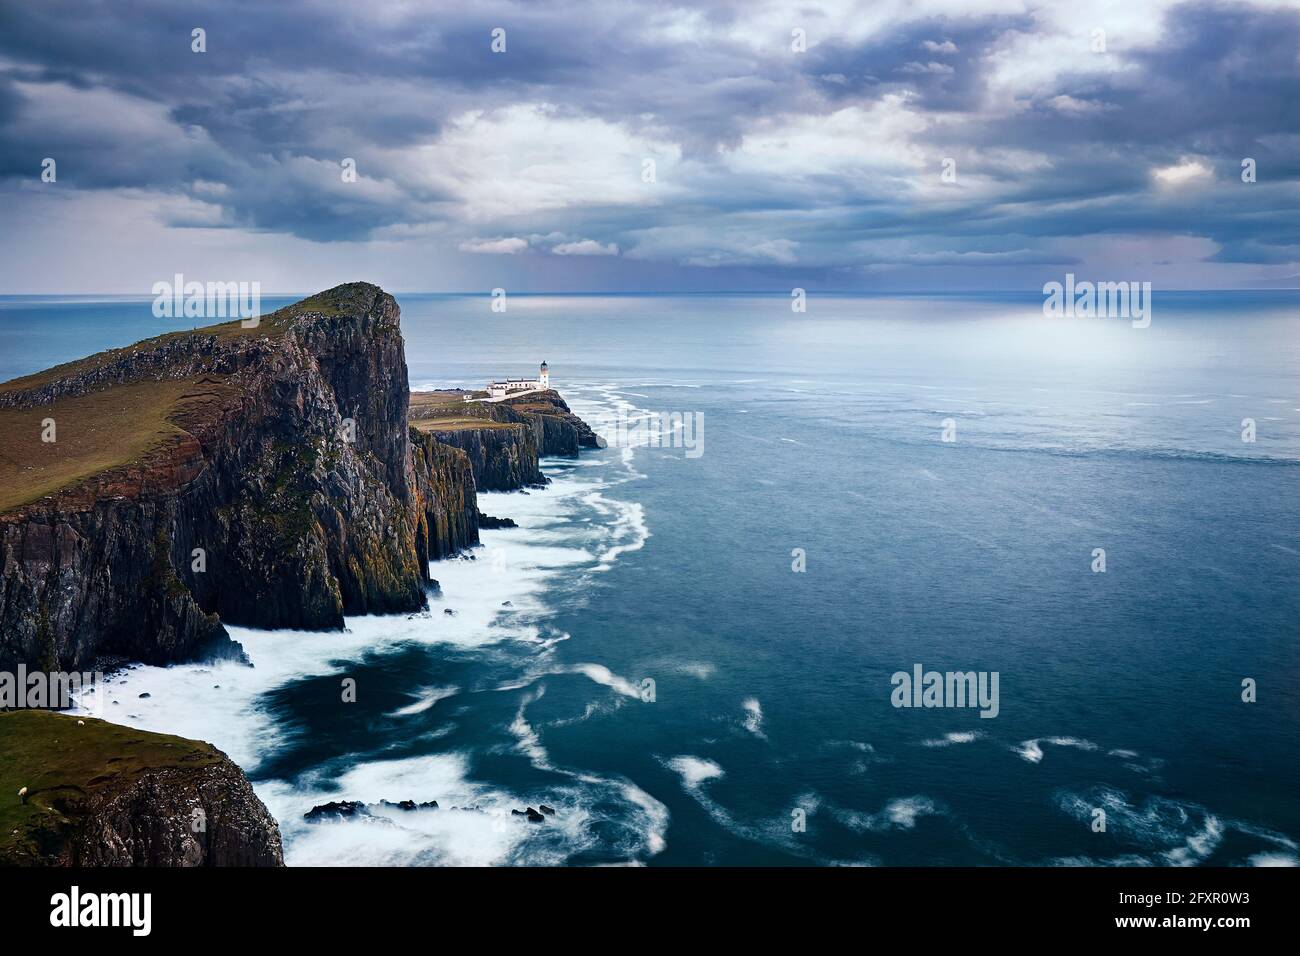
[4,291,1297,866]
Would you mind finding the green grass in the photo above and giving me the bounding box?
[409,390,474,411]
[411,417,518,433]
[0,710,222,864]
[0,377,233,514]
[0,283,383,514]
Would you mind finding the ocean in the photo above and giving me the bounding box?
[4,291,1297,866]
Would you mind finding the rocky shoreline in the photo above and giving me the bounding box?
[0,283,601,866]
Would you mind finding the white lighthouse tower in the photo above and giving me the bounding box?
[539,360,549,389]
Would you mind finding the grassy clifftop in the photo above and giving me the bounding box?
[0,710,224,864]
[0,377,235,514]
[0,284,386,515]
[0,286,367,401]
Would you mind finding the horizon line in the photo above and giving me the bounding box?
[2,287,1299,299]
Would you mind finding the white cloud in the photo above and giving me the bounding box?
[388,104,683,220]
[458,236,529,254]
[902,61,955,74]
[1047,94,1111,113]
[922,39,958,53]
[731,96,929,180]
[551,239,619,256]
[1153,159,1213,187]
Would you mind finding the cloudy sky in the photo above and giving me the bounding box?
[1,0,1298,293]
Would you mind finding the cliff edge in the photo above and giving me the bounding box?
[0,283,429,670]
[0,710,283,866]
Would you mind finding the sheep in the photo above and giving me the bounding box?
[18,787,28,804]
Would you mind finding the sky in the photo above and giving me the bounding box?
[0,0,1298,293]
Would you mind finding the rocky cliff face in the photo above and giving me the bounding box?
[65,758,283,866]
[0,284,426,670]
[0,285,602,672]
[425,423,546,491]
[409,428,480,562]
[411,390,603,492]
[0,710,282,867]
[501,390,605,456]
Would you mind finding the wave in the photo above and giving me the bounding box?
[1049,786,1297,867]
[664,755,725,789]
[922,731,982,747]
[387,685,458,717]
[834,796,943,832]
[1013,736,1098,763]
[583,492,650,572]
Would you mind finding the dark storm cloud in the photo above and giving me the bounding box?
[0,0,1296,282]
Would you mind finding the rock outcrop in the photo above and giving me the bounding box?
[0,285,429,669]
[410,389,604,491]
[0,710,283,867]
[409,427,480,562]
[500,391,605,456]
[423,421,546,491]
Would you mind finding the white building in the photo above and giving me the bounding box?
[485,361,549,399]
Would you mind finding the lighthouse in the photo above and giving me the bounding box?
[539,360,549,389]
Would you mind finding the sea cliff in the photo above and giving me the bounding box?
[0,710,283,866]
[410,388,603,491]
[0,284,593,670]
[0,283,600,866]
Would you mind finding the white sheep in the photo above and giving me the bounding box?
[18,787,28,804]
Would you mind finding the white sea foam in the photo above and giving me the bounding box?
[836,796,942,832]
[584,492,650,571]
[566,663,643,698]
[665,755,725,789]
[509,685,553,770]
[922,731,982,747]
[741,698,766,739]
[673,661,716,680]
[388,685,459,717]
[1013,736,1098,763]
[1048,787,1262,866]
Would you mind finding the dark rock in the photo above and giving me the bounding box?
[526,808,545,823]
[304,800,371,822]
[538,804,555,815]
[478,514,518,529]
[409,429,480,563]
[443,608,456,616]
